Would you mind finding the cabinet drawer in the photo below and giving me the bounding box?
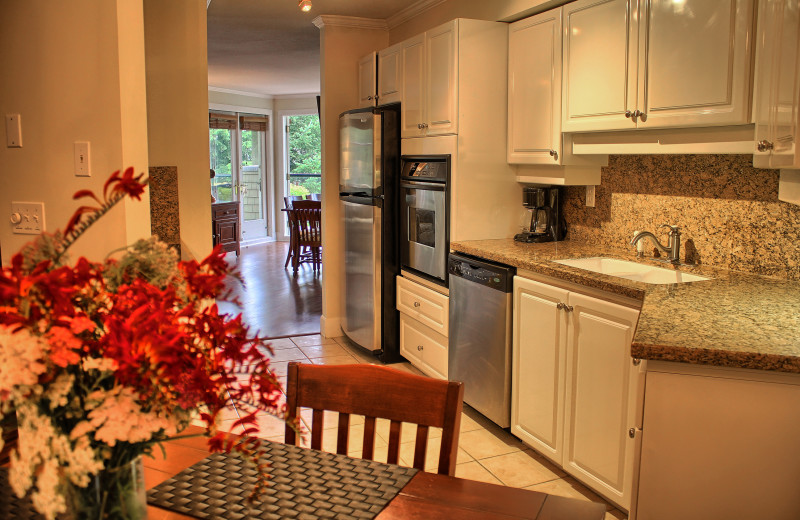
[396,276,449,336]
[212,203,239,220]
[400,314,447,380]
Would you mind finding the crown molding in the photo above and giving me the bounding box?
[312,15,388,30]
[208,86,275,99]
[386,0,447,29]
[274,93,320,100]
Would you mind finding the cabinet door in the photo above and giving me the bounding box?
[511,277,569,465]
[399,314,448,380]
[377,43,402,106]
[401,34,426,138]
[357,52,377,108]
[753,0,800,168]
[638,0,755,129]
[508,10,563,164]
[563,292,641,511]
[562,0,639,132]
[425,20,458,136]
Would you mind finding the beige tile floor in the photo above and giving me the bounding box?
[223,333,627,520]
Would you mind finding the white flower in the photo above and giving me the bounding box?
[0,325,47,393]
[87,387,179,446]
[30,457,65,520]
[44,373,74,410]
[81,357,118,372]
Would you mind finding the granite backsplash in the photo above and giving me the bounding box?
[563,154,800,280]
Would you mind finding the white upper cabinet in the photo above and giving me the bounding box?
[401,34,427,137]
[753,0,800,168]
[425,21,458,136]
[401,21,458,138]
[563,0,755,132]
[357,52,377,108]
[377,43,402,106]
[508,10,564,164]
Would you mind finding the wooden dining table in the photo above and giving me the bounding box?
[144,426,606,520]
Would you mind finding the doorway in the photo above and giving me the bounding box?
[279,112,321,239]
[209,111,271,244]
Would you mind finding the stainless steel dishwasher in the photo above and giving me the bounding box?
[448,253,515,428]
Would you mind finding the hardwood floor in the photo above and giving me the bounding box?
[217,241,322,338]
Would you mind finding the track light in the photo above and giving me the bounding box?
[299,0,312,12]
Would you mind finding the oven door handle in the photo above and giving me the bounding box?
[401,181,446,191]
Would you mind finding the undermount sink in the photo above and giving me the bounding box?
[554,257,711,285]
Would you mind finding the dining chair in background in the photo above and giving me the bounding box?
[284,362,464,476]
[289,199,322,274]
[308,193,322,201]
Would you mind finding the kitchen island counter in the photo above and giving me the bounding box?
[450,238,800,374]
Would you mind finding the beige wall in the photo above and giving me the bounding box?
[0,0,150,264]
[318,23,389,336]
[388,0,563,43]
[209,90,275,110]
[144,0,211,261]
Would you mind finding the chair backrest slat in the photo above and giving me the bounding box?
[362,416,376,460]
[311,409,324,450]
[413,425,429,470]
[336,413,350,455]
[285,363,464,476]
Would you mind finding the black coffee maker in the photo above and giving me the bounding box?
[514,187,567,243]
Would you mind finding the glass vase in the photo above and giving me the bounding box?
[64,455,147,520]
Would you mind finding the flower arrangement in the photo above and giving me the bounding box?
[0,168,290,519]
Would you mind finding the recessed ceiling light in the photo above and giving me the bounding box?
[299,0,312,12]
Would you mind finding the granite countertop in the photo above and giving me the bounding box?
[450,238,800,374]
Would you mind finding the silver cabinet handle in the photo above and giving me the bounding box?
[633,109,644,120]
[413,301,421,307]
[629,428,636,438]
[549,150,558,160]
[417,123,423,129]
[417,345,423,351]
[757,140,774,152]
[625,110,633,118]
[367,95,373,100]
[556,302,574,312]
[632,358,642,366]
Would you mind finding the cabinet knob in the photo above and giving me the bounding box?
[417,123,423,129]
[413,301,421,307]
[549,150,558,160]
[629,428,636,439]
[632,358,642,366]
[417,345,424,351]
[624,110,633,118]
[633,109,644,120]
[757,140,774,152]
[367,95,373,100]
[556,302,573,312]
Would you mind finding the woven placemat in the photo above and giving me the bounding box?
[146,441,418,520]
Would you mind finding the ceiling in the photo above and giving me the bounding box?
[207,0,417,97]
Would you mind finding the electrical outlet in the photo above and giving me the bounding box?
[585,185,596,207]
[10,202,45,235]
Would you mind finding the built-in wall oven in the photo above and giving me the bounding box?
[399,155,450,285]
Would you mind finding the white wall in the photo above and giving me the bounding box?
[317,22,389,337]
[0,0,150,264]
[144,0,211,261]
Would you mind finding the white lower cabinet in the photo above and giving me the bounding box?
[512,275,643,512]
[396,275,449,379]
[399,314,447,380]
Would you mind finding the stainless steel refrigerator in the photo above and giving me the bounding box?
[339,105,401,362]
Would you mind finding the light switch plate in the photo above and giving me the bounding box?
[11,202,45,235]
[74,141,91,176]
[6,114,22,147]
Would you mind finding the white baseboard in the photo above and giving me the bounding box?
[319,315,342,338]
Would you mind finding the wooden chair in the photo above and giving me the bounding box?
[290,199,322,273]
[284,362,464,476]
[308,193,322,201]
[283,195,307,268]
[283,195,305,209]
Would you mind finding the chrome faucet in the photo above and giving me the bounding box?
[630,225,682,264]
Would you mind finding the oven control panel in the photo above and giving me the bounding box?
[401,155,449,182]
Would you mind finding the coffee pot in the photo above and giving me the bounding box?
[514,187,567,243]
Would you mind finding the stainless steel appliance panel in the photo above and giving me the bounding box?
[339,110,380,193]
[341,199,381,351]
[448,255,515,428]
[401,181,446,282]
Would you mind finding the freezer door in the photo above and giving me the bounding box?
[339,110,381,194]
[341,199,382,352]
